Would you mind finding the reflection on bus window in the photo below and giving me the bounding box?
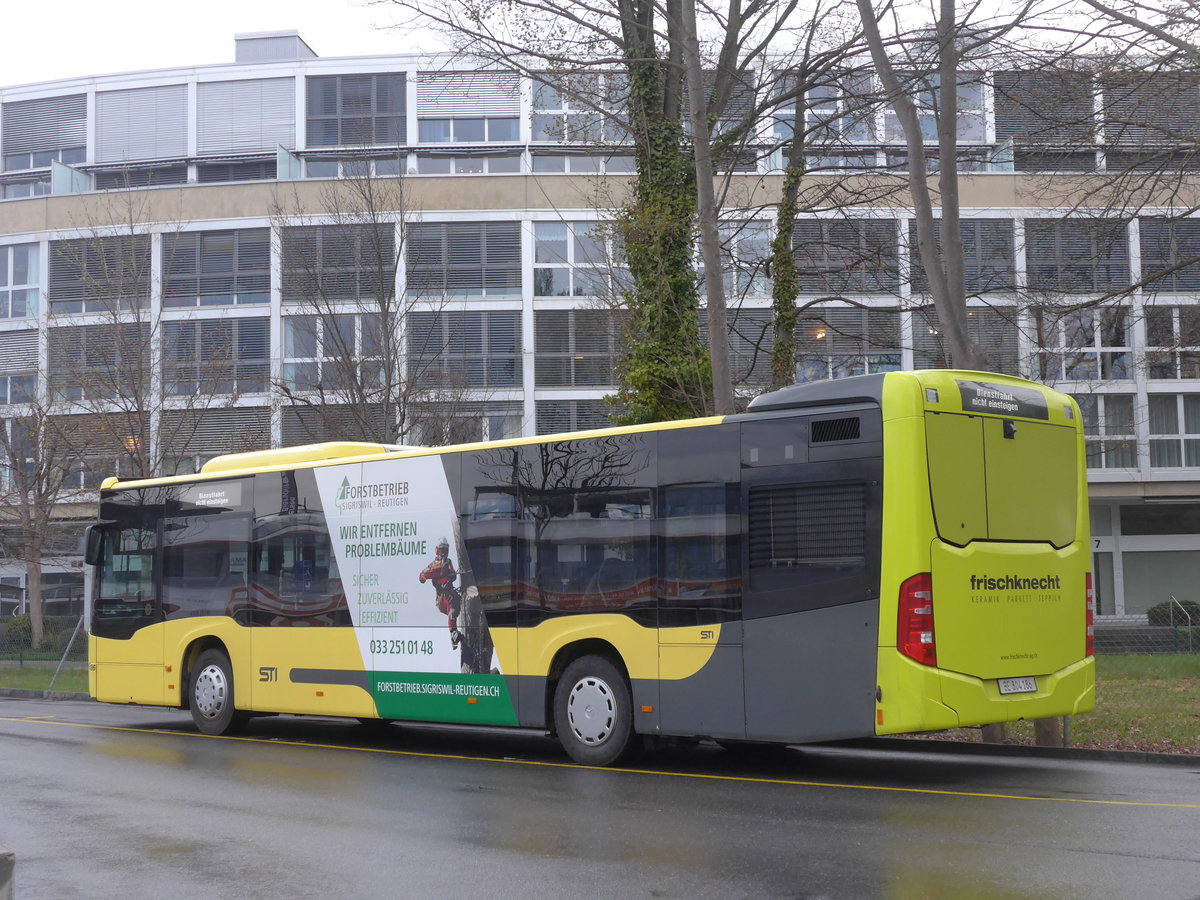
[661,483,741,624]
[162,514,250,620]
[245,513,348,626]
[532,488,655,613]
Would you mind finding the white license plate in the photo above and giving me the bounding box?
[998,676,1037,695]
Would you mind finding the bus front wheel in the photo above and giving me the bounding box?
[554,655,636,766]
[190,649,249,736]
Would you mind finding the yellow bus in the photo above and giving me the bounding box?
[85,370,1095,765]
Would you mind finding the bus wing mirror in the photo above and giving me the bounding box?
[83,524,110,567]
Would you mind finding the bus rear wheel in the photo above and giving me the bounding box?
[554,655,636,766]
[190,649,249,736]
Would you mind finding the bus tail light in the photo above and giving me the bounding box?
[898,573,936,667]
[1085,572,1095,657]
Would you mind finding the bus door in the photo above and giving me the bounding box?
[89,521,165,705]
[739,410,883,743]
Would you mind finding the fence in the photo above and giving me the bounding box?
[0,614,87,664]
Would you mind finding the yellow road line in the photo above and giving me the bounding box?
[3,714,1197,809]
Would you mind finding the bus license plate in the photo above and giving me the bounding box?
[998,676,1037,695]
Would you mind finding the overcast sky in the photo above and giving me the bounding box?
[1,0,439,88]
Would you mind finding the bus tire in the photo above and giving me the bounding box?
[190,649,248,736]
[554,655,636,766]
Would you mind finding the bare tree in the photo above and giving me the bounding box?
[0,404,84,648]
[273,162,489,447]
[46,190,236,478]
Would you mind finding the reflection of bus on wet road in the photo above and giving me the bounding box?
[85,370,1095,765]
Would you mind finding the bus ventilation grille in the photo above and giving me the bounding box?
[748,482,867,570]
[811,417,860,443]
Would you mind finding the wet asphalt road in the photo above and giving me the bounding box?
[2,697,1199,900]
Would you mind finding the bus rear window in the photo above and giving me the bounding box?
[926,412,1078,547]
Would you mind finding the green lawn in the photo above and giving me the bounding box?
[911,654,1200,754]
[0,663,88,693]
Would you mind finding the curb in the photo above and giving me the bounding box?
[835,736,1200,767]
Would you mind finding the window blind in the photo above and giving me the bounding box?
[96,85,187,163]
[1,94,86,155]
[198,78,297,153]
[417,72,520,117]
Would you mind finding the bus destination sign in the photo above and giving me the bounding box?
[957,380,1048,420]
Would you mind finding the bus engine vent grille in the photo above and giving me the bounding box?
[811,416,860,443]
[748,482,866,570]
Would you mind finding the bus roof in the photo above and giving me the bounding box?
[99,414,728,493]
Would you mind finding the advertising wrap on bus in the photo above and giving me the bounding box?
[311,458,515,725]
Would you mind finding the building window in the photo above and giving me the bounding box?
[1026,219,1130,293]
[415,153,521,175]
[0,373,36,405]
[881,73,986,144]
[93,166,188,190]
[536,399,613,434]
[1144,305,1200,378]
[1102,73,1200,148]
[163,318,270,396]
[405,222,521,298]
[418,117,519,143]
[164,229,270,308]
[407,310,522,388]
[282,224,394,304]
[48,235,151,314]
[994,71,1096,163]
[1140,219,1200,292]
[534,222,624,297]
[2,94,86,172]
[1148,394,1200,467]
[48,323,149,402]
[1073,393,1136,468]
[306,74,407,147]
[913,305,1020,375]
[789,74,876,146]
[718,221,772,299]
[282,313,383,393]
[726,309,774,388]
[197,160,277,183]
[2,177,52,199]
[910,219,1016,294]
[1033,306,1131,381]
[535,309,624,387]
[528,153,635,174]
[792,220,899,293]
[0,244,38,318]
[304,156,404,178]
[795,306,901,381]
[410,403,522,445]
[532,74,628,143]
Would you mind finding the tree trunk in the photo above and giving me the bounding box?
[1034,717,1064,747]
[26,558,44,650]
[680,0,734,414]
[854,0,986,370]
[770,145,804,390]
[981,723,1008,743]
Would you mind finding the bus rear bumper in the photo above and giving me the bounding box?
[876,651,1095,735]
